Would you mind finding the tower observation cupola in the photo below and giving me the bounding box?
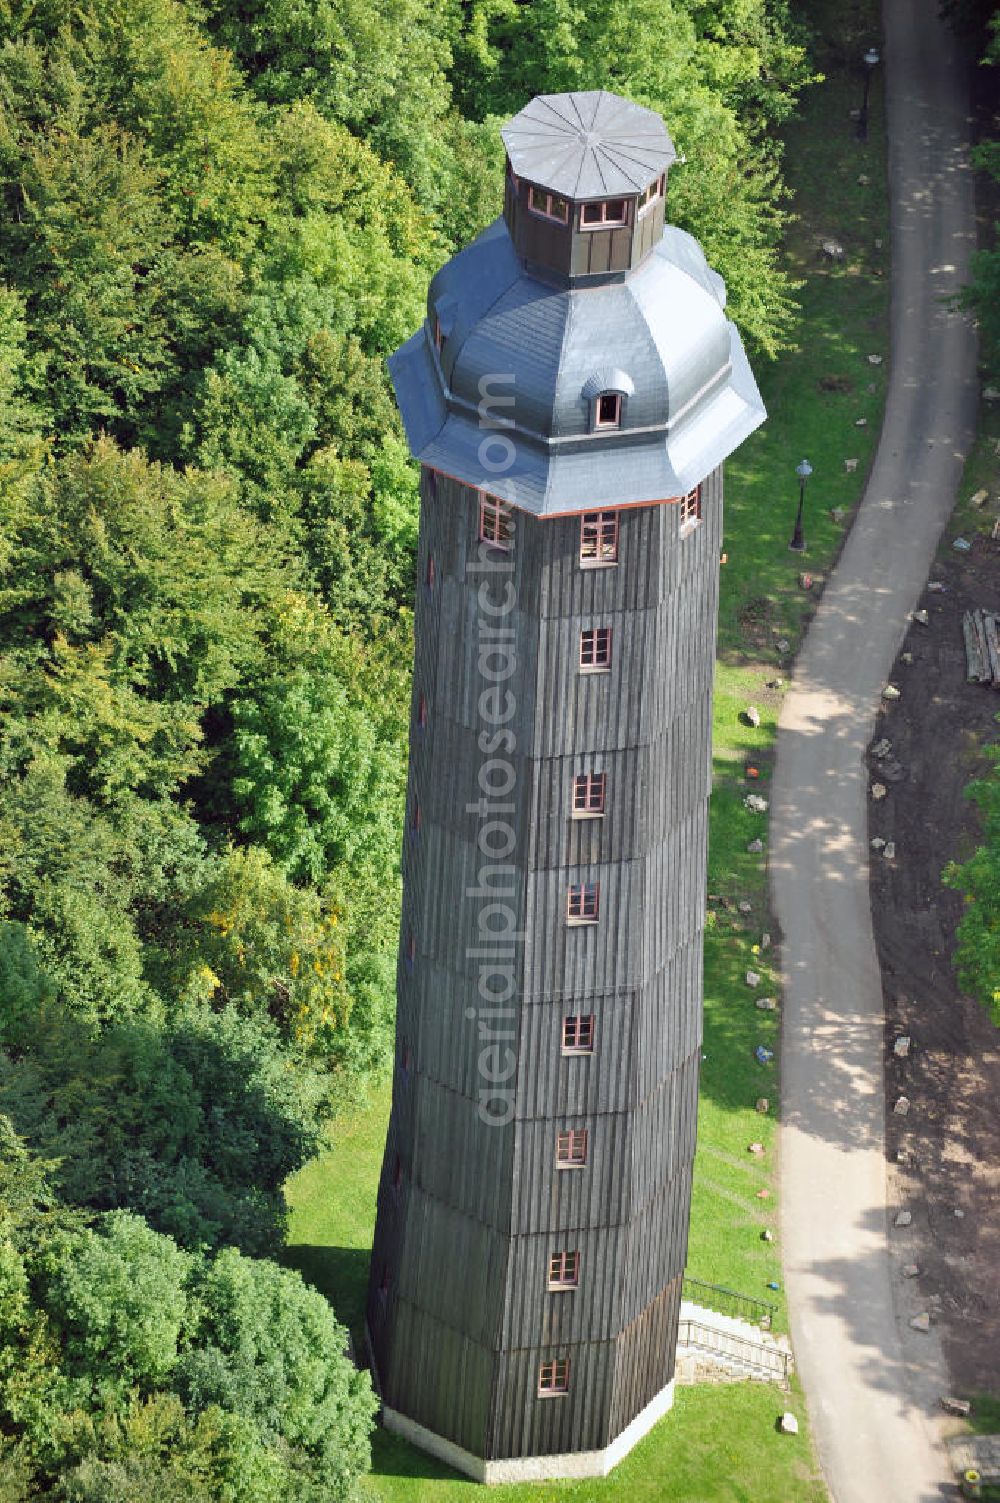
[501,90,677,282]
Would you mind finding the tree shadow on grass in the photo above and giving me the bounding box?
[283,1243,371,1337]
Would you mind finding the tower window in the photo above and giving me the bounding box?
[595,392,622,428]
[528,186,569,224]
[580,628,611,671]
[680,485,702,533]
[567,883,599,924]
[580,199,628,228]
[637,176,664,214]
[538,1358,570,1396]
[562,1015,595,1054]
[547,1251,580,1289]
[580,510,618,565]
[479,494,513,550]
[556,1129,588,1167]
[572,771,606,816]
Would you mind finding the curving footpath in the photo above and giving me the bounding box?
[772,2,978,1501]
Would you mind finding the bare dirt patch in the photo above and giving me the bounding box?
[868,533,1000,1396]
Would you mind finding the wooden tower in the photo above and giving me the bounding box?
[366,90,766,1483]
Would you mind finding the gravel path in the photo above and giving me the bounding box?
[772,3,978,1499]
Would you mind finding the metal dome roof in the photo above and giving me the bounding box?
[389,218,765,517]
[501,90,676,199]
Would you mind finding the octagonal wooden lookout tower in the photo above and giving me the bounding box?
[366,90,766,1482]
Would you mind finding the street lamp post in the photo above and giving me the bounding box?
[858,46,880,142]
[789,459,812,553]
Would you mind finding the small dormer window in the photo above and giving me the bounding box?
[595,392,621,428]
[580,199,628,229]
[528,186,569,224]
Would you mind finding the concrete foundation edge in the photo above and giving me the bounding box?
[379,1379,676,1483]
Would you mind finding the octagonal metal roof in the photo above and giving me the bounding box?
[501,90,676,200]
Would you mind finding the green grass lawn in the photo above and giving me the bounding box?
[285,5,890,1498]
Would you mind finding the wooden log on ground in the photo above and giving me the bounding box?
[973,610,992,680]
[963,611,985,682]
[983,612,1000,688]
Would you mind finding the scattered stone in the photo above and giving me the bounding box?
[927,580,947,592]
[747,1141,765,1156]
[901,651,913,665]
[820,239,845,260]
[746,969,762,987]
[896,1145,910,1165]
[884,841,896,859]
[902,1264,920,1279]
[910,1312,931,1333]
[755,1045,774,1065]
[745,794,768,813]
[777,637,790,653]
[953,536,972,553]
[857,173,871,186]
[913,609,930,625]
[941,1396,972,1418]
[756,1188,771,1199]
[744,705,761,728]
[894,1036,911,1058]
[855,417,868,427]
[747,838,764,854]
[871,837,886,851]
[984,385,1000,401]
[872,737,892,759]
[765,677,784,689]
[871,782,888,800]
[760,931,772,950]
[756,1098,770,1114]
[779,1412,799,1435]
[756,996,778,1011]
[762,1228,774,1242]
[954,1208,965,1219]
[894,1209,913,1227]
[830,507,847,524]
[738,900,753,914]
[798,572,813,590]
[883,684,901,700]
[746,765,760,779]
[874,238,883,250]
[867,353,883,365]
[970,488,989,508]
[894,1096,910,1116]
[844,457,859,473]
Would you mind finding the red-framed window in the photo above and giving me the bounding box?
[580,199,627,228]
[538,1358,570,1395]
[595,392,622,428]
[562,1015,595,1054]
[680,485,702,532]
[528,186,569,224]
[547,1251,580,1290]
[573,771,606,816]
[580,628,612,670]
[479,493,513,549]
[567,883,599,923]
[556,1129,588,1167]
[637,174,666,214]
[580,510,618,565]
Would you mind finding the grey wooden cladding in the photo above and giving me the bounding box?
[368,462,722,1461]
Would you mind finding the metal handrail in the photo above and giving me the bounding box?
[677,1319,792,1382]
[682,1275,777,1328]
